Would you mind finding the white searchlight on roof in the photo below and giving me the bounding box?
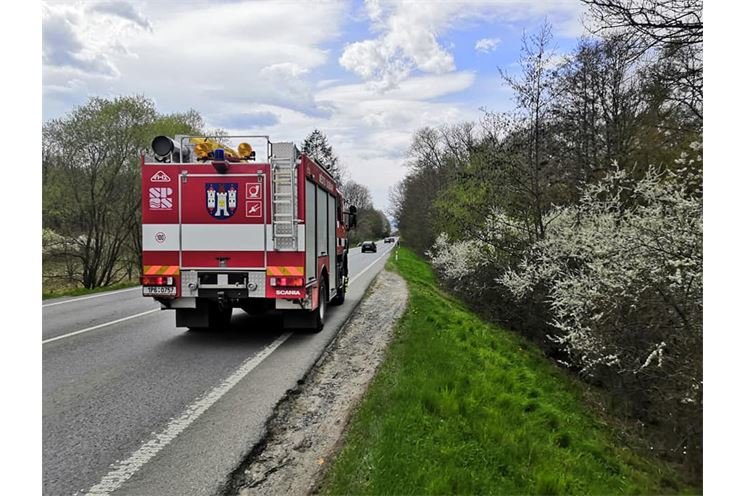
[151,136,191,163]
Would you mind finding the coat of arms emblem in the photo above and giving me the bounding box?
[206,183,238,219]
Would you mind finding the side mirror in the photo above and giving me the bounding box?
[347,205,358,229]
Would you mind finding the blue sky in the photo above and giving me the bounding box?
[42,0,588,212]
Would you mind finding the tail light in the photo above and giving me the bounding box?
[141,275,174,286]
[269,276,304,287]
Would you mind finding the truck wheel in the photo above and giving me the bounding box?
[310,279,327,333]
[331,255,348,306]
[330,281,346,305]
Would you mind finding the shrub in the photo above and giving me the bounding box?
[501,150,702,470]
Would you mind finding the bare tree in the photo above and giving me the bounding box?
[340,180,373,210]
[553,34,645,183]
[499,20,558,240]
[582,0,703,48]
[583,0,702,123]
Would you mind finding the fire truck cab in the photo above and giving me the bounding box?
[140,135,355,332]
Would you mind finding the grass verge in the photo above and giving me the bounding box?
[320,247,690,495]
[42,280,140,300]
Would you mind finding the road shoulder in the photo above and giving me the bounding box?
[227,269,408,496]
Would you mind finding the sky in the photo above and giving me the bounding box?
[42,0,589,213]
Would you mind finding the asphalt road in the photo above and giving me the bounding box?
[42,240,398,496]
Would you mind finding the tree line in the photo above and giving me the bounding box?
[42,102,388,292]
[301,132,392,245]
[42,96,204,290]
[391,0,702,480]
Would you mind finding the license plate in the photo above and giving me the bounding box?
[143,286,176,296]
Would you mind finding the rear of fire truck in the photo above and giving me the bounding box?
[140,135,353,331]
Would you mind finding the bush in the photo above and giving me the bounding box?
[428,148,702,474]
[501,152,702,471]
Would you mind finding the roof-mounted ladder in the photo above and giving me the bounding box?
[271,143,299,251]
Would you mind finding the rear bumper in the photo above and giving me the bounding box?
[148,268,311,303]
[179,269,267,299]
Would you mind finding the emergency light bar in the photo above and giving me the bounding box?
[190,137,240,162]
[155,134,271,163]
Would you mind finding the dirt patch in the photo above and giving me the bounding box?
[227,269,408,496]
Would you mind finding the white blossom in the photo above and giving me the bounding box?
[427,233,487,285]
[500,157,702,397]
[426,148,702,409]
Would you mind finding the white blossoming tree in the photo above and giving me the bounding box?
[429,145,702,463]
[501,147,702,461]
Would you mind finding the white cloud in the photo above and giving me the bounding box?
[313,72,480,208]
[42,3,121,77]
[319,72,475,104]
[364,0,384,24]
[475,37,501,53]
[339,0,585,88]
[43,1,348,120]
[89,1,152,31]
[339,1,456,89]
[259,63,310,79]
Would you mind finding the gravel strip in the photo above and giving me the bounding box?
[227,269,409,496]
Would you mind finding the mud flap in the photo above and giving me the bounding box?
[176,301,231,329]
[282,310,317,330]
[175,305,210,328]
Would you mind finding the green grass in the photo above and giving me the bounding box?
[321,248,689,495]
[42,280,139,300]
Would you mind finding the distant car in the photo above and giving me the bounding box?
[384,237,395,243]
[361,241,377,253]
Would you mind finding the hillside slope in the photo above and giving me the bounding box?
[321,248,689,495]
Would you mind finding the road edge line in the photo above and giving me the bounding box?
[84,331,293,496]
[42,286,141,308]
[41,309,159,345]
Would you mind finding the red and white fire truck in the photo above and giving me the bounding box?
[140,135,356,331]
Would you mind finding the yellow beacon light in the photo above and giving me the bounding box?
[238,142,253,160]
[194,142,213,160]
[189,137,240,161]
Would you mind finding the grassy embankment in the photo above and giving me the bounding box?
[42,260,140,299]
[321,247,690,495]
[42,281,139,300]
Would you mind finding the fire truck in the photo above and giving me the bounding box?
[140,135,356,331]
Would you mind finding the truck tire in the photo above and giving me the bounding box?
[331,254,348,306]
[310,278,327,333]
[330,281,345,305]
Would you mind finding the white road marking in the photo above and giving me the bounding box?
[83,331,293,496]
[42,286,141,308]
[349,245,393,285]
[41,309,160,345]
